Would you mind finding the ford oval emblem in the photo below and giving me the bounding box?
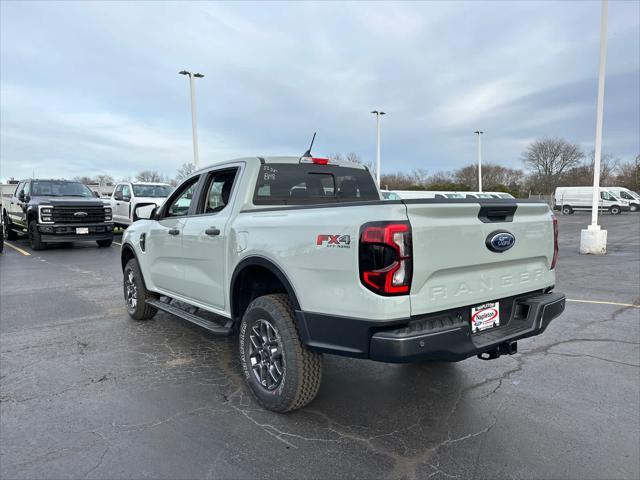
[74,211,88,217]
[486,231,516,253]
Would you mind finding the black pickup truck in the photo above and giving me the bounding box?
[2,179,114,250]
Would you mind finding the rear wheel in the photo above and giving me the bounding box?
[97,239,113,248]
[28,221,45,250]
[561,205,573,215]
[610,205,621,215]
[123,258,157,320]
[239,294,323,413]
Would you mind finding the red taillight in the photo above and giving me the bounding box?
[359,222,412,296]
[311,157,329,165]
[551,215,559,269]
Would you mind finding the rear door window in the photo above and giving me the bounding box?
[254,164,379,205]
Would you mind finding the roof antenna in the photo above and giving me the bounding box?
[301,132,316,158]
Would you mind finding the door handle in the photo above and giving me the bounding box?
[205,227,221,236]
[168,228,180,236]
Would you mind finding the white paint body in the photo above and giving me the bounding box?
[123,157,557,322]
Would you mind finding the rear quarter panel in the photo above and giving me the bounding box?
[232,203,411,321]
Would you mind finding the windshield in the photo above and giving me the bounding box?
[445,193,464,198]
[132,184,173,198]
[31,181,94,197]
[618,190,639,200]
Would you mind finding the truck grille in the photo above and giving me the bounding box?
[52,206,106,223]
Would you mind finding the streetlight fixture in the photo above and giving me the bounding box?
[179,70,204,169]
[581,0,609,255]
[371,110,386,187]
[474,130,484,192]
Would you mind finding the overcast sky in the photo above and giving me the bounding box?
[1,1,639,182]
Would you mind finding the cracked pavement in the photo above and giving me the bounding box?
[1,213,638,479]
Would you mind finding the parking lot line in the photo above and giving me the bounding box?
[4,241,31,256]
[112,241,122,246]
[567,298,640,308]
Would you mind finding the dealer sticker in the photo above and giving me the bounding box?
[471,302,500,333]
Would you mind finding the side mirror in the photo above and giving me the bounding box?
[122,195,131,202]
[93,191,100,198]
[133,203,157,222]
[18,192,26,202]
[114,191,123,201]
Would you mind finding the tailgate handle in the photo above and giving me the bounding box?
[478,204,517,223]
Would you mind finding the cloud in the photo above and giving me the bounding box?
[0,0,638,182]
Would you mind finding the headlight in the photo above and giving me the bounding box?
[104,207,112,214]
[104,206,112,221]
[39,206,54,223]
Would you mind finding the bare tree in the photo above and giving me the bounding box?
[521,137,584,193]
[411,168,430,186]
[95,174,114,186]
[74,176,95,185]
[329,153,344,162]
[612,155,640,191]
[175,162,196,182]
[136,170,165,182]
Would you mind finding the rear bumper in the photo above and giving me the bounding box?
[295,291,565,363]
[38,223,114,243]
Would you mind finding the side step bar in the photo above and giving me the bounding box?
[146,299,234,336]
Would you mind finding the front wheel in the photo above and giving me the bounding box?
[28,221,45,250]
[123,258,157,320]
[4,214,17,240]
[97,239,113,248]
[610,206,621,215]
[239,294,323,413]
[630,204,638,212]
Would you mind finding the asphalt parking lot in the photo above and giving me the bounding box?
[1,212,639,480]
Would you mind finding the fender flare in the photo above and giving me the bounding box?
[229,256,301,320]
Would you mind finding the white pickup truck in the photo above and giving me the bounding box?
[110,182,173,228]
[119,155,565,412]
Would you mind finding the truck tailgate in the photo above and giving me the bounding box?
[406,200,555,316]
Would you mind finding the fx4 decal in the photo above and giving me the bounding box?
[316,234,351,248]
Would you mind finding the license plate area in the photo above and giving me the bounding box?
[471,301,500,333]
[76,227,89,234]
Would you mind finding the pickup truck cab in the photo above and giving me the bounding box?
[110,182,173,228]
[3,179,114,250]
[120,156,565,412]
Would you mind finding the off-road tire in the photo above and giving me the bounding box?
[4,214,17,240]
[28,220,45,250]
[239,294,323,413]
[97,239,113,248]
[561,205,573,215]
[123,258,157,320]
[610,206,621,215]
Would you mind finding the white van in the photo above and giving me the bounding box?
[554,186,630,215]
[606,187,639,212]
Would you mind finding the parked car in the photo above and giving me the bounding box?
[2,179,114,250]
[392,190,465,199]
[606,187,640,212]
[554,186,630,215]
[110,182,173,228]
[0,207,4,253]
[120,155,564,412]
[381,190,401,200]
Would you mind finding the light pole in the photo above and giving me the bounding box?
[371,110,385,187]
[581,0,609,254]
[179,70,204,169]
[474,130,484,192]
